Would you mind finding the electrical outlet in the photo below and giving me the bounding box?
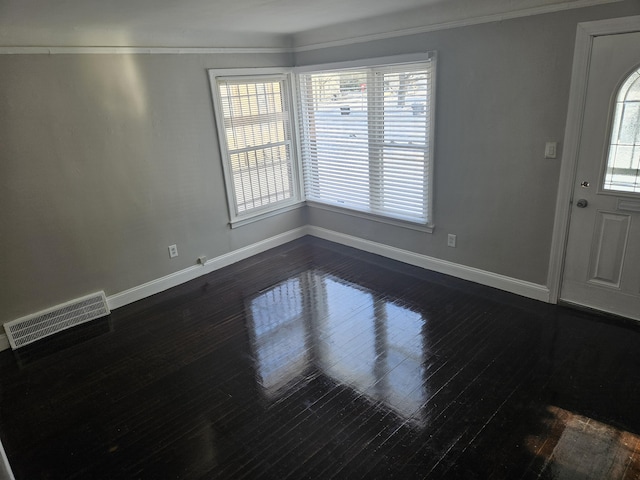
[168,244,178,258]
[447,234,457,248]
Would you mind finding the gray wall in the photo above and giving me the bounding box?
[296,1,640,286]
[1,1,639,326]
[0,52,305,325]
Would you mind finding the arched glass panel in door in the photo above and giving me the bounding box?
[603,68,640,193]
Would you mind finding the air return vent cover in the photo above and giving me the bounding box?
[4,292,110,349]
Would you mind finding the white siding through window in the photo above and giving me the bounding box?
[297,58,435,224]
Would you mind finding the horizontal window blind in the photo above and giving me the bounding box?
[216,77,295,215]
[298,60,434,224]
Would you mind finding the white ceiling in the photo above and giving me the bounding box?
[0,0,622,49]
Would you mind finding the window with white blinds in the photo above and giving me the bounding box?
[297,56,435,225]
[209,73,301,224]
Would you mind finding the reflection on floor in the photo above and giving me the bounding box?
[249,272,426,425]
[1,237,640,479]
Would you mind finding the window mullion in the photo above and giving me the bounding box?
[296,53,435,226]
[368,70,384,211]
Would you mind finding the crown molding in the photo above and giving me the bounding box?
[292,0,624,52]
[0,0,624,55]
[0,46,292,55]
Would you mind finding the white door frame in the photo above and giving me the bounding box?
[547,15,640,304]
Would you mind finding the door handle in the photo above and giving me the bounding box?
[576,199,588,208]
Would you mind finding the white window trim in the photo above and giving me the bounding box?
[306,201,435,233]
[293,52,436,74]
[208,55,436,231]
[294,52,436,230]
[208,67,305,228]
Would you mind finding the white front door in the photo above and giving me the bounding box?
[560,31,640,320]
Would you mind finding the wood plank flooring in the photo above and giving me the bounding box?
[1,236,640,479]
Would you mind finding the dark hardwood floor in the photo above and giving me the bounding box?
[2,236,640,479]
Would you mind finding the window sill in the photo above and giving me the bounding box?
[229,201,305,229]
[306,201,434,233]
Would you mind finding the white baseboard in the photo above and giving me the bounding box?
[0,225,549,353]
[108,224,550,312]
[107,227,308,310]
[307,226,551,302]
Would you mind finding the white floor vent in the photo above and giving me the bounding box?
[4,292,110,350]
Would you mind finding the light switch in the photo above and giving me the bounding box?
[545,142,557,159]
